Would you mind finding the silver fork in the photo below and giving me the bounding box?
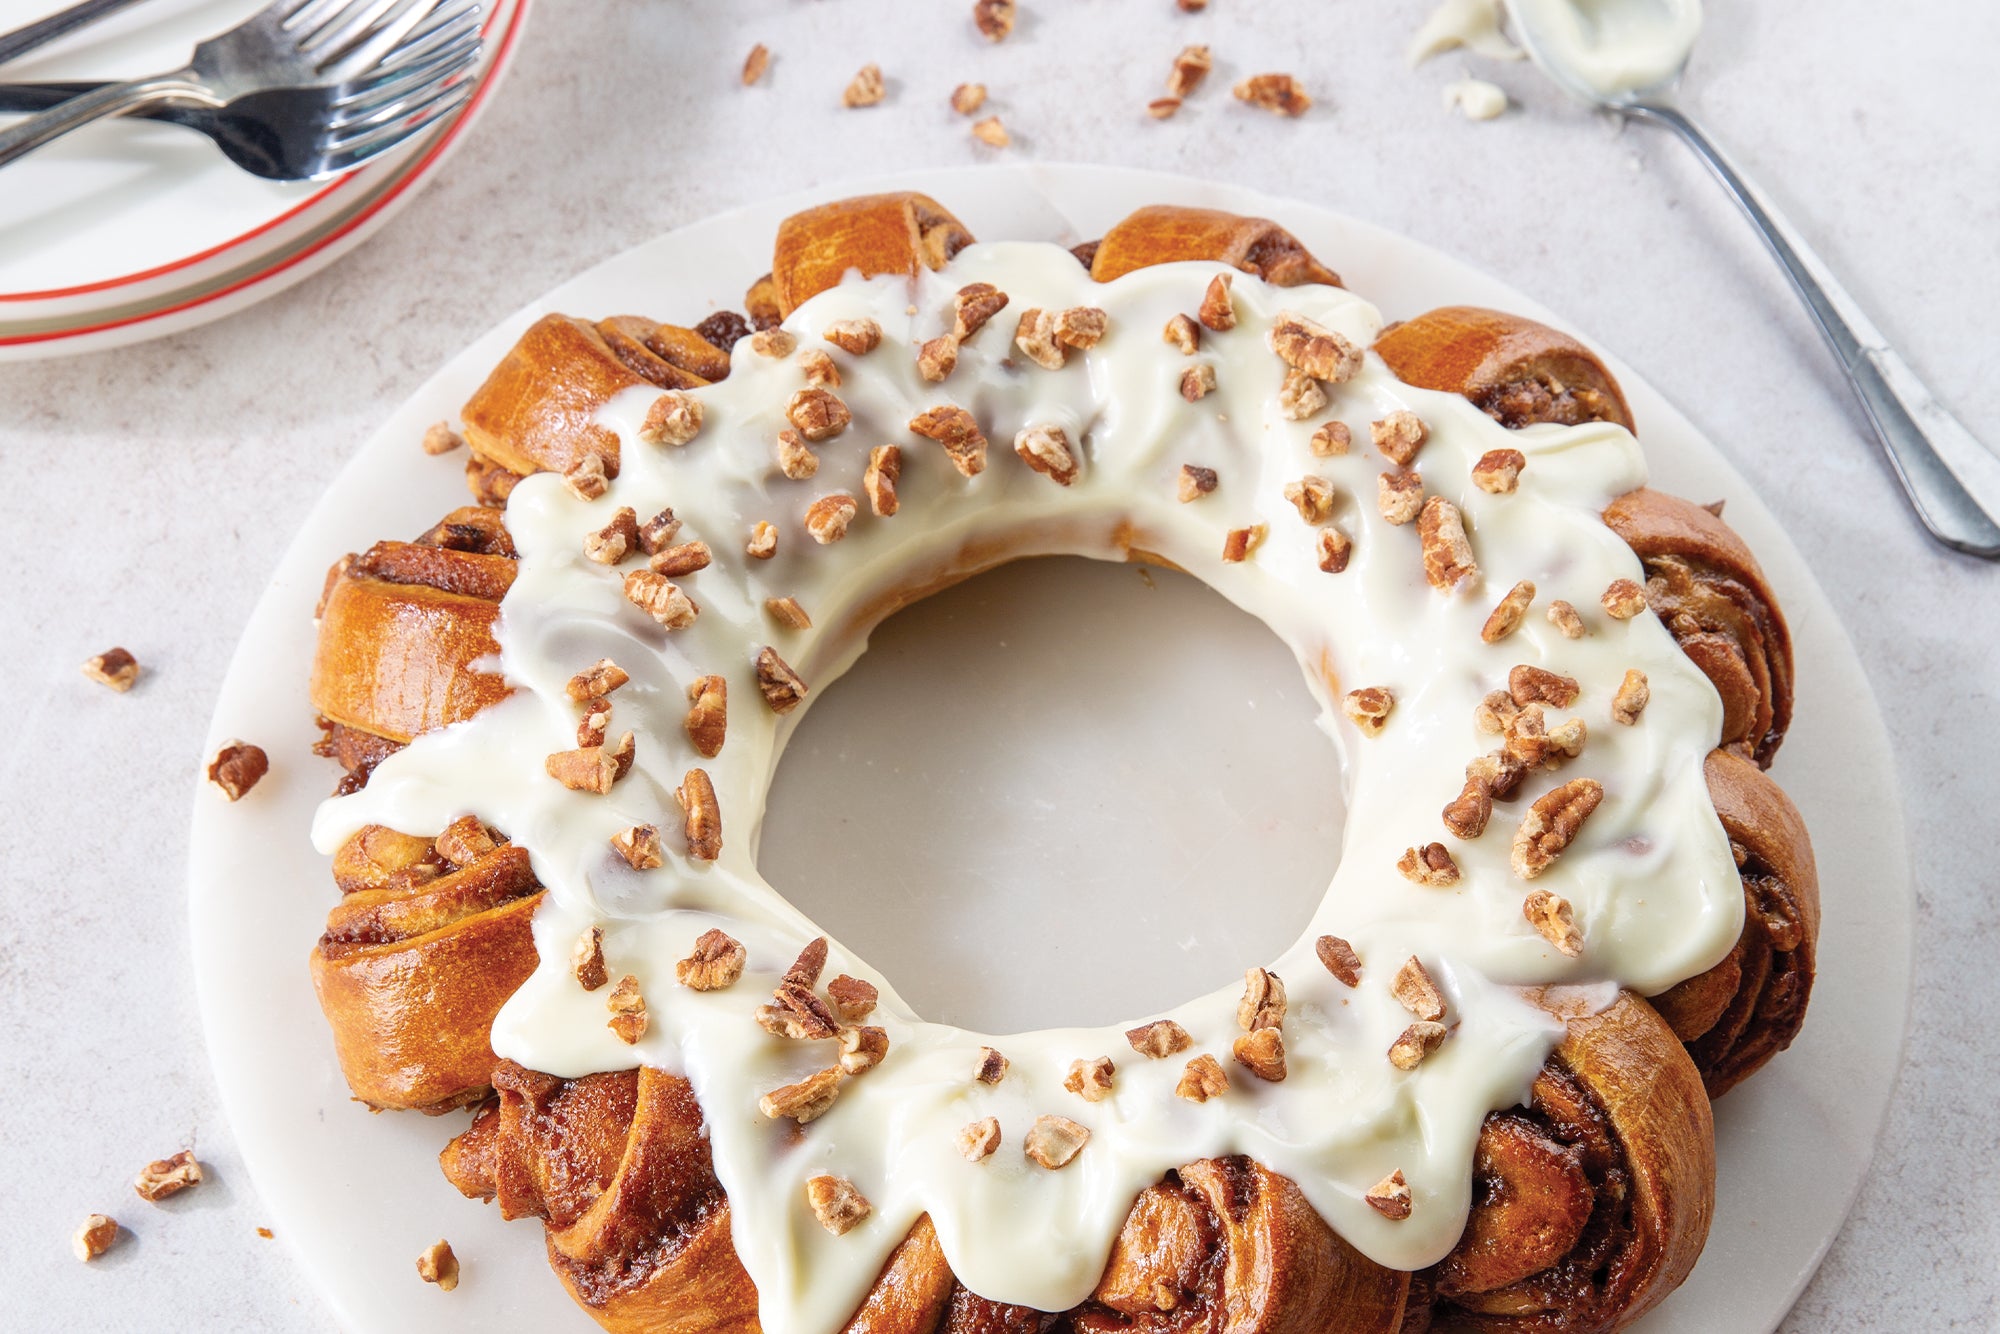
[0,0,480,180]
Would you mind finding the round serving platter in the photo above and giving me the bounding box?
[188,163,1912,1333]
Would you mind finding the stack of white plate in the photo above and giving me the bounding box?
[0,0,530,360]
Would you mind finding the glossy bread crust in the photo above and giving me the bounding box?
[1374,306,1635,433]
[1085,204,1343,288]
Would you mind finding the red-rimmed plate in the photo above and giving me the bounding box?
[0,0,530,359]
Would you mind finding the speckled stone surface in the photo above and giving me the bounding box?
[3,0,1995,1328]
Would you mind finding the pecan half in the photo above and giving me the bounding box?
[1064,1056,1117,1102]
[1398,842,1461,887]
[1471,449,1526,494]
[639,390,704,446]
[82,647,139,692]
[909,405,988,476]
[762,1068,845,1123]
[755,646,808,713]
[678,768,722,861]
[1316,935,1362,986]
[1126,1020,1193,1059]
[1612,669,1650,725]
[1232,1027,1287,1081]
[685,675,727,757]
[1024,1115,1091,1169]
[677,929,746,990]
[1511,777,1604,879]
[1481,580,1537,643]
[1016,424,1080,484]
[1237,967,1287,1030]
[1418,496,1478,592]
[1524,889,1584,956]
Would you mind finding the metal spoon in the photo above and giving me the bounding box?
[1507,1,2000,558]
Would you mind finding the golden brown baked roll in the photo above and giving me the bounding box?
[1373,307,1635,432]
[1083,203,1342,287]
[768,192,977,318]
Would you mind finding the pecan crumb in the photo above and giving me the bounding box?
[805,493,859,544]
[1524,889,1584,956]
[1232,1027,1287,1081]
[573,926,608,990]
[756,646,808,713]
[435,814,496,865]
[959,1117,1002,1161]
[1366,1171,1413,1221]
[623,570,698,629]
[863,445,902,517]
[951,82,987,115]
[584,507,641,564]
[1602,578,1647,620]
[677,929,746,991]
[827,975,879,1023]
[133,1150,202,1202]
[1197,274,1236,332]
[567,658,630,703]
[909,405,988,476]
[749,329,796,358]
[1015,423,1080,484]
[421,421,463,455]
[1126,1020,1193,1059]
[1271,311,1363,384]
[1603,669,1649,727]
[82,647,140,692]
[1388,1021,1447,1070]
[1284,474,1336,524]
[972,115,1010,147]
[954,283,1010,340]
[766,596,812,629]
[1398,843,1461,888]
[1148,95,1181,118]
[1546,600,1585,638]
[607,975,649,1043]
[1024,1115,1090,1169]
[73,1214,119,1262]
[741,42,769,86]
[1278,367,1328,421]
[1317,526,1354,573]
[798,347,840,389]
[1167,44,1213,96]
[1180,364,1217,401]
[1472,448,1526,494]
[747,520,779,559]
[611,824,664,871]
[1163,313,1201,354]
[839,1025,890,1075]
[1512,777,1604,879]
[823,318,883,355]
[207,741,269,801]
[639,390,704,446]
[1221,524,1267,562]
[763,1067,844,1123]
[678,768,722,861]
[1482,580,1537,643]
[1311,420,1352,457]
[1177,0,1207,9]
[972,0,1015,40]
[416,1238,460,1290]
[563,452,609,501]
[1371,411,1429,464]
[843,64,885,108]
[1237,966,1288,1030]
[807,1174,871,1234]
[1509,665,1580,708]
[917,334,959,382]
[1377,469,1424,525]
[1178,462,1219,502]
[1343,686,1394,736]
[1064,1056,1117,1102]
[975,1046,1009,1084]
[1316,935,1362,986]
[1234,73,1312,116]
[650,540,712,577]
[1393,958,1447,1022]
[638,508,681,554]
[1418,496,1478,592]
[1175,1053,1230,1102]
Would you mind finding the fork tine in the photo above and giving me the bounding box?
[300,0,401,57]
[319,79,471,172]
[294,0,390,44]
[324,69,468,151]
[281,0,343,26]
[367,5,480,79]
[333,29,479,111]
[331,49,479,129]
[319,0,443,77]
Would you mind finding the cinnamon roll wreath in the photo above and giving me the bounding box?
[306,193,1817,1333]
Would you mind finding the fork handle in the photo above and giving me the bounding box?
[0,0,147,67]
[0,68,214,169]
[1627,101,2000,559]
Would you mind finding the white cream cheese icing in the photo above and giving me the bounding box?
[1409,0,1525,65]
[1504,0,1702,100]
[313,243,1742,1333]
[1444,78,1512,121]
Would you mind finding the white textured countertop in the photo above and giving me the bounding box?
[4,0,1995,1328]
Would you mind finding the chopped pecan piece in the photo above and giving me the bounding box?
[573,926,608,991]
[741,42,769,86]
[1398,843,1461,888]
[839,1025,891,1075]
[1524,889,1584,957]
[607,974,649,1044]
[623,570,698,629]
[972,116,1010,147]
[975,1046,1009,1084]
[865,445,902,516]
[1054,307,1108,350]
[1388,1021,1447,1070]
[683,675,727,757]
[798,348,840,389]
[1283,474,1335,524]
[1197,274,1236,332]
[766,596,812,629]
[1481,579,1537,643]
[611,824,664,870]
[1064,1056,1117,1102]
[1471,448,1526,494]
[82,647,140,692]
[756,646,808,713]
[1602,578,1648,619]
[827,975,878,1023]
[805,493,859,544]
[1126,1020,1193,1059]
[764,1067,845,1123]
[843,64,885,108]
[1512,777,1604,879]
[959,1117,1002,1161]
[421,421,463,455]
[787,387,851,442]
[909,405,989,476]
[1024,1115,1090,1169]
[649,539,711,577]
[677,929,746,991]
[584,507,640,564]
[1150,95,1184,118]
[917,335,959,382]
[823,318,882,355]
[207,741,268,801]
[1163,313,1200,354]
[747,520,779,559]
[416,1238,460,1290]
[749,329,796,358]
[639,390,704,446]
[1015,424,1080,484]
[1180,364,1217,401]
[1310,420,1352,457]
[1366,1171,1412,1221]
[638,508,681,554]
[1237,967,1287,1030]
[567,658,630,703]
[807,1174,871,1234]
[950,83,988,115]
[1221,524,1266,562]
[1371,411,1428,464]
[1278,368,1327,421]
[1271,312,1362,383]
[954,282,1009,340]
[1546,600,1585,638]
[1442,752,1522,840]
[563,452,609,500]
[1316,935,1362,986]
[1234,73,1312,116]
[1167,43,1213,96]
[1502,703,1587,771]
[678,768,722,861]
[1317,527,1353,573]
[1232,1027,1287,1081]
[1014,307,1066,369]
[134,1150,202,1202]
[1509,665,1580,708]
[973,0,1015,40]
[1377,469,1423,525]
[1419,496,1478,592]
[1343,686,1394,736]
[1612,669,1650,725]
[435,814,496,865]
[73,1214,119,1262]
[1178,463,1218,502]
[1393,958,1447,1022]
[1176,1053,1231,1102]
